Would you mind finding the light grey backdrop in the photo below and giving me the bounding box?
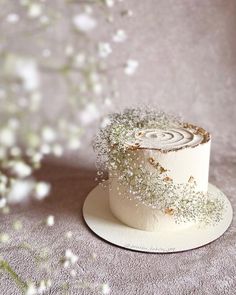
[1,1,236,294]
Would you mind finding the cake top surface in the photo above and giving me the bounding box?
[125,124,210,152]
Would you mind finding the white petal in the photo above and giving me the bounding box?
[73,14,97,32]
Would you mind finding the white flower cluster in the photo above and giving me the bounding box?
[0,0,137,293]
[25,280,52,295]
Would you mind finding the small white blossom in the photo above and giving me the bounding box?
[0,198,6,209]
[93,83,103,95]
[0,233,10,243]
[104,97,112,106]
[112,30,127,43]
[6,13,20,23]
[100,117,111,128]
[74,53,86,67]
[52,144,63,157]
[105,0,114,7]
[42,127,57,143]
[10,161,32,178]
[28,3,42,18]
[40,144,51,154]
[46,215,55,227]
[73,14,97,32]
[8,180,34,204]
[67,137,81,150]
[70,269,77,277]
[40,15,49,25]
[84,5,93,14]
[98,42,112,58]
[25,283,37,295]
[13,220,23,231]
[64,249,78,266]
[10,147,21,157]
[122,9,133,17]
[0,127,15,147]
[65,45,74,56]
[124,59,139,75]
[91,252,97,259]
[38,280,46,294]
[80,103,100,125]
[34,182,51,200]
[101,283,111,294]
[4,55,40,91]
[65,231,73,239]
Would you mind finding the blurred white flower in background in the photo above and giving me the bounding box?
[34,182,51,200]
[28,3,42,18]
[101,283,111,294]
[124,59,139,75]
[98,42,112,58]
[105,0,114,7]
[73,13,97,32]
[6,13,20,23]
[7,180,34,204]
[63,249,79,268]
[113,30,127,43]
[80,103,100,125]
[3,54,40,92]
[46,215,55,227]
[0,0,137,293]
[10,161,32,178]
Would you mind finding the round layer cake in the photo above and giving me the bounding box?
[109,123,211,232]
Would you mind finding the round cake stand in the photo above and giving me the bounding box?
[82,182,233,253]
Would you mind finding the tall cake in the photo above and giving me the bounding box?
[95,109,223,232]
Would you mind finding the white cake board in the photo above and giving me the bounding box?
[82,182,233,253]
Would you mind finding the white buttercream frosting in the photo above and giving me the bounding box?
[109,124,212,232]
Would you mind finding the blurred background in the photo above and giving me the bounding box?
[0,1,236,294]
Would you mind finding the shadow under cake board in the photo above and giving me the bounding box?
[82,182,233,253]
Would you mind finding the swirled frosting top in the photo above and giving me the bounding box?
[125,124,210,152]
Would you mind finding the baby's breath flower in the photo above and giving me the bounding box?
[41,127,57,143]
[80,103,100,125]
[25,283,37,295]
[6,13,20,23]
[105,0,114,7]
[46,215,55,227]
[28,3,42,18]
[101,283,111,294]
[65,231,73,239]
[63,249,78,268]
[10,161,32,178]
[13,220,23,231]
[113,30,127,43]
[70,269,77,277]
[34,182,51,200]
[124,59,139,75]
[0,198,6,209]
[7,180,34,204]
[0,233,10,243]
[73,14,97,32]
[0,127,15,147]
[98,42,112,58]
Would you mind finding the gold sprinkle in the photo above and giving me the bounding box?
[164,208,174,215]
[159,166,167,174]
[148,157,155,164]
[163,176,172,182]
[188,176,195,183]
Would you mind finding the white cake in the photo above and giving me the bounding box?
[109,123,211,232]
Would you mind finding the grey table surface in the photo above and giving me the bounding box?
[1,0,236,294]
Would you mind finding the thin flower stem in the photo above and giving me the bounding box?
[0,259,27,292]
